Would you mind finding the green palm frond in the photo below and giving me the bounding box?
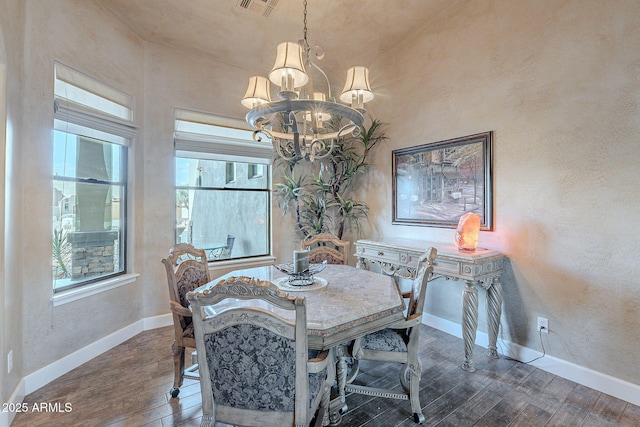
[274,170,306,215]
[52,227,69,277]
[274,118,386,239]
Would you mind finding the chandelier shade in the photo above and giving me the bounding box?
[269,41,309,94]
[241,76,272,109]
[340,66,374,108]
[304,92,332,122]
[242,0,374,162]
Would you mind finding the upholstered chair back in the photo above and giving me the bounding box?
[188,276,334,427]
[162,243,211,329]
[161,243,211,398]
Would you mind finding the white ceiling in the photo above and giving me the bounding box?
[98,0,456,83]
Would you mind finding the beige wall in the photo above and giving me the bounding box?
[0,0,24,405]
[140,42,262,317]
[17,0,146,375]
[369,0,640,384]
[1,0,639,407]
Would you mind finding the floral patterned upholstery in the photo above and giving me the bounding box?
[182,323,194,339]
[204,324,324,411]
[360,328,409,352]
[175,261,210,331]
[176,261,210,308]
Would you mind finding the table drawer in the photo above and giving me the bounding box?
[358,245,422,268]
[361,245,401,263]
[433,258,460,275]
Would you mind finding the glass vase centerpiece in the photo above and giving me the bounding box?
[274,251,327,286]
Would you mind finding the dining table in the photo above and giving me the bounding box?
[194,263,406,425]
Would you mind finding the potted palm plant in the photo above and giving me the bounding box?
[275,118,387,240]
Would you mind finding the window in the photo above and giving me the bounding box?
[248,164,264,179]
[174,109,273,261]
[225,162,236,184]
[52,62,136,292]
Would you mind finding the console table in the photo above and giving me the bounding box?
[355,238,506,372]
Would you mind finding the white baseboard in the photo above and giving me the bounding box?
[143,313,173,330]
[422,313,640,407]
[22,313,172,396]
[2,377,25,426]
[7,310,639,422]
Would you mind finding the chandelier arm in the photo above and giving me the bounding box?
[256,126,356,143]
[253,122,359,162]
[252,128,294,160]
[247,100,364,129]
[252,129,271,143]
[336,123,361,138]
[276,141,298,161]
[309,138,334,161]
[309,60,332,99]
[289,123,358,162]
[289,111,304,158]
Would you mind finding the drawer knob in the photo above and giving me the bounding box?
[378,251,384,256]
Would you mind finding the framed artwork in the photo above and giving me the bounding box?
[392,131,493,230]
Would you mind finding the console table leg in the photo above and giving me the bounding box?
[486,278,503,359]
[462,281,479,372]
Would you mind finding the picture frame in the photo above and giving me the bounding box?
[392,131,493,230]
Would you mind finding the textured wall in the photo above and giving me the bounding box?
[18,0,146,374]
[4,0,639,400]
[140,42,260,317]
[367,0,640,384]
[0,0,24,405]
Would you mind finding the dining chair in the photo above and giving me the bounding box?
[187,276,335,427]
[345,247,437,424]
[301,233,350,265]
[161,243,211,398]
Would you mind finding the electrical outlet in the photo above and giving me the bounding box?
[7,350,13,373]
[537,317,549,334]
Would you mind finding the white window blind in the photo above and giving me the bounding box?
[54,62,137,144]
[174,108,273,164]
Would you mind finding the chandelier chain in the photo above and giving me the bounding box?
[303,0,308,49]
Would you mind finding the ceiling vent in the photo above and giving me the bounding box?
[237,0,278,18]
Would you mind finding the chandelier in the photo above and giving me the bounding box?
[241,0,374,162]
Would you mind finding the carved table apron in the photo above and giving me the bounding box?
[355,238,506,372]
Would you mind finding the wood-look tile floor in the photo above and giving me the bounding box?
[12,325,640,426]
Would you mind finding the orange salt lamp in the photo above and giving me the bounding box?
[454,212,481,251]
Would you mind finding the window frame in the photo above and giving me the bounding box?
[52,62,137,294]
[173,109,274,262]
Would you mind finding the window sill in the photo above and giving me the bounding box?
[207,255,276,271]
[51,273,139,307]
